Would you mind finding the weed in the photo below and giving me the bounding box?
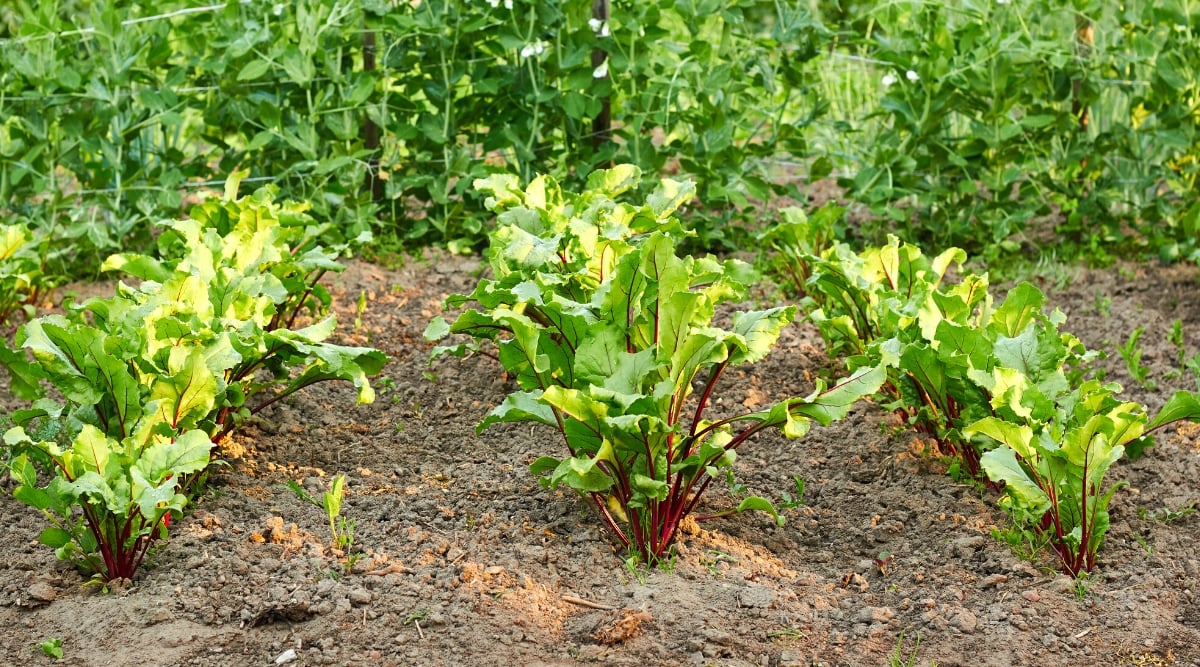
[623,556,650,585]
[991,521,1051,566]
[38,637,62,660]
[874,551,895,576]
[284,475,358,570]
[779,476,807,510]
[889,630,933,667]
[1118,327,1156,390]
[283,479,320,506]
[354,291,368,334]
[1169,319,1186,366]
[701,549,739,576]
[766,626,805,646]
[723,469,748,496]
[1141,503,1197,523]
[1073,574,1092,602]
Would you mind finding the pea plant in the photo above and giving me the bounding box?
[427,166,884,565]
[7,175,386,581]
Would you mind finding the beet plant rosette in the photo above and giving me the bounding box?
[426,165,884,565]
[6,174,386,581]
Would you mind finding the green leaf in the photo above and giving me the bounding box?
[729,307,796,364]
[980,447,1050,516]
[735,496,784,526]
[265,326,387,405]
[134,430,213,481]
[529,456,561,478]
[964,417,1036,462]
[0,343,44,401]
[71,425,112,476]
[478,391,558,433]
[1148,390,1200,431]
[149,348,218,431]
[236,59,272,82]
[791,364,887,426]
[646,178,696,217]
[994,324,1063,380]
[424,316,451,341]
[492,221,560,268]
[990,282,1045,338]
[584,164,640,195]
[574,327,629,384]
[101,253,171,282]
[131,467,181,522]
[549,454,614,493]
[630,473,669,504]
[224,169,249,201]
[38,526,72,548]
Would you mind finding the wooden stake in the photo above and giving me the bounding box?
[363,26,384,206]
[591,0,611,159]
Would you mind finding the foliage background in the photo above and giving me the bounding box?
[2,0,1200,274]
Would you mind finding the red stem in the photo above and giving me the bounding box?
[688,361,729,440]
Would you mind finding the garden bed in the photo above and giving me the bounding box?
[0,254,1197,667]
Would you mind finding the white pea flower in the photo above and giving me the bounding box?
[588,18,602,32]
[996,0,1009,4]
[593,60,608,79]
[486,0,500,7]
[906,70,920,82]
[882,72,898,88]
[272,3,284,15]
[600,23,610,37]
[504,0,513,8]
[520,40,546,59]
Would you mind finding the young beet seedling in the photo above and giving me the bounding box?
[285,475,357,568]
[427,166,884,566]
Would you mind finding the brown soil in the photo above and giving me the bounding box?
[0,253,1197,667]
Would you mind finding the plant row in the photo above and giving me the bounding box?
[3,175,386,582]
[432,166,1200,575]
[762,206,1200,575]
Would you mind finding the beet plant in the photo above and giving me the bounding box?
[755,204,843,299]
[764,222,1200,574]
[427,165,884,565]
[0,222,54,401]
[6,174,386,581]
[967,386,1200,576]
[775,232,998,478]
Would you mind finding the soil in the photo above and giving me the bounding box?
[0,252,1198,667]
